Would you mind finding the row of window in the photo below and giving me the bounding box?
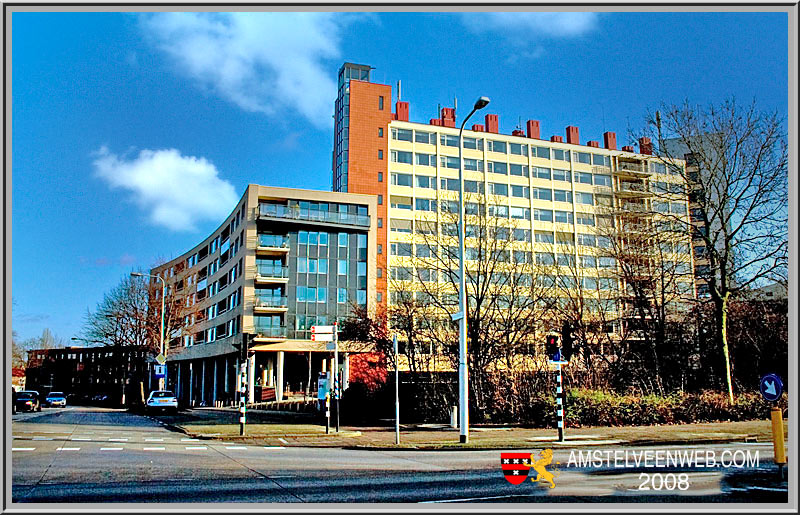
[297,231,368,248]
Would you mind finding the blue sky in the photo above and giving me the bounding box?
[11,10,789,343]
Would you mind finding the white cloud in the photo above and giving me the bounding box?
[141,12,353,129]
[92,146,238,232]
[461,12,599,38]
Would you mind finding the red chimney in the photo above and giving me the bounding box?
[603,131,617,150]
[485,114,499,133]
[588,141,600,148]
[566,126,580,145]
[441,107,456,128]
[512,129,524,136]
[638,137,653,155]
[622,145,634,152]
[392,113,397,120]
[395,101,409,122]
[526,120,540,139]
[430,118,442,126]
[551,135,564,143]
[472,124,485,132]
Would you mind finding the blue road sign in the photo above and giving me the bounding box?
[760,374,783,402]
[154,364,166,377]
[552,349,562,362]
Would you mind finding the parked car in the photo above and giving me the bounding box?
[12,388,16,414]
[45,391,67,407]
[145,390,178,414]
[15,391,41,412]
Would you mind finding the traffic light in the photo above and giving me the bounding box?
[545,334,559,358]
[561,323,574,361]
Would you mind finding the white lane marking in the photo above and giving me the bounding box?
[100,447,124,451]
[145,438,164,442]
[57,447,80,451]
[278,438,288,444]
[225,446,248,450]
[267,475,295,478]
[12,448,36,452]
[109,438,128,442]
[71,438,91,441]
[263,446,285,450]
[32,437,52,441]
[181,438,199,442]
[185,446,207,450]
[143,447,166,451]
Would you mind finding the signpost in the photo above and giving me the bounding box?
[760,374,786,478]
[394,334,400,445]
[313,324,338,432]
[547,335,568,442]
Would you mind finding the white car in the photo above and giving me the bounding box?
[145,390,178,413]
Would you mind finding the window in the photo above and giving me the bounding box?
[557,253,575,266]
[536,252,555,265]
[319,258,328,274]
[377,244,383,254]
[533,187,551,201]
[464,180,484,194]
[337,288,347,303]
[576,212,594,226]
[415,130,435,144]
[556,232,574,245]
[391,173,412,187]
[554,210,573,224]
[510,206,530,220]
[391,242,412,257]
[535,231,554,243]
[415,153,436,167]
[416,175,436,189]
[593,174,612,187]
[596,236,612,248]
[339,232,348,247]
[534,166,551,180]
[671,202,687,215]
[338,260,348,275]
[553,169,570,182]
[574,152,591,164]
[416,245,431,258]
[511,185,530,198]
[592,154,611,167]
[297,257,307,273]
[513,228,531,242]
[317,287,327,303]
[391,150,413,164]
[378,128,384,137]
[509,164,528,177]
[650,162,667,174]
[488,161,508,175]
[440,155,460,169]
[466,202,484,215]
[378,149,383,160]
[440,178,459,191]
[379,96,384,110]
[553,189,572,203]
[378,194,383,205]
[463,136,483,150]
[491,183,508,196]
[415,198,437,212]
[489,204,509,217]
[390,196,412,210]
[392,266,413,280]
[440,200,458,213]
[533,146,551,159]
[576,192,594,205]
[578,233,596,247]
[581,255,597,268]
[552,149,570,161]
[510,143,528,156]
[463,158,483,171]
[487,140,507,153]
[576,172,592,184]
[534,208,553,222]
[378,218,383,228]
[598,256,616,268]
[440,134,459,147]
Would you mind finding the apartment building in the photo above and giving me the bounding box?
[332,62,695,348]
[151,185,377,406]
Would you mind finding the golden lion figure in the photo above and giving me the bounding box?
[524,449,557,488]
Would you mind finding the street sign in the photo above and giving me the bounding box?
[325,342,336,351]
[760,374,783,402]
[154,364,166,377]
[155,353,166,365]
[311,333,334,342]
[311,325,335,334]
[317,372,329,400]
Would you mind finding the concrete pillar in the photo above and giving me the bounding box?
[247,354,256,403]
[276,351,285,401]
[188,362,194,406]
[212,359,218,404]
[176,362,181,400]
[343,354,350,391]
[224,357,229,402]
[200,360,206,404]
[234,358,239,406]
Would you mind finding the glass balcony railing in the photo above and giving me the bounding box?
[618,182,650,193]
[252,325,287,338]
[254,296,288,308]
[258,235,290,249]
[259,204,370,227]
[255,265,289,278]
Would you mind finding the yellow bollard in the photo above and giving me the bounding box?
[770,407,786,473]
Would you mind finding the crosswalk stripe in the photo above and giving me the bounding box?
[145,438,164,442]
[225,446,247,450]
[143,447,166,451]
[57,447,80,451]
[109,438,128,442]
[71,438,90,441]
[12,448,35,451]
[100,447,123,451]
[185,446,207,450]
[181,438,199,442]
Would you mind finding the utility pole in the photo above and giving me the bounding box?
[334,321,340,433]
[394,334,400,445]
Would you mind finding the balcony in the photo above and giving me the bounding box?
[256,235,290,254]
[253,296,288,312]
[615,161,651,178]
[258,203,370,228]
[616,203,651,217]
[253,264,289,284]
[252,325,288,340]
[616,182,652,198]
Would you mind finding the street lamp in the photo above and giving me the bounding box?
[131,272,166,390]
[457,95,490,444]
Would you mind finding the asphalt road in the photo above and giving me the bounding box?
[10,407,790,505]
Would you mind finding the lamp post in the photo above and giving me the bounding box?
[131,272,166,390]
[457,96,490,444]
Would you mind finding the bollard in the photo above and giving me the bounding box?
[450,406,458,429]
[770,407,786,478]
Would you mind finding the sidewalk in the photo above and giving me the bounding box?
[150,407,788,450]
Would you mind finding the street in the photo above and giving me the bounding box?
[11,407,789,504]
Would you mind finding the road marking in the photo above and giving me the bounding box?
[109,438,128,442]
[71,437,91,441]
[57,447,80,451]
[263,446,286,450]
[225,446,248,450]
[100,447,124,451]
[278,438,288,444]
[185,446,207,450]
[12,448,36,452]
[32,437,52,441]
[181,438,199,442]
[143,447,166,451]
[145,438,164,442]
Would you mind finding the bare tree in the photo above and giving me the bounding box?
[642,98,788,402]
